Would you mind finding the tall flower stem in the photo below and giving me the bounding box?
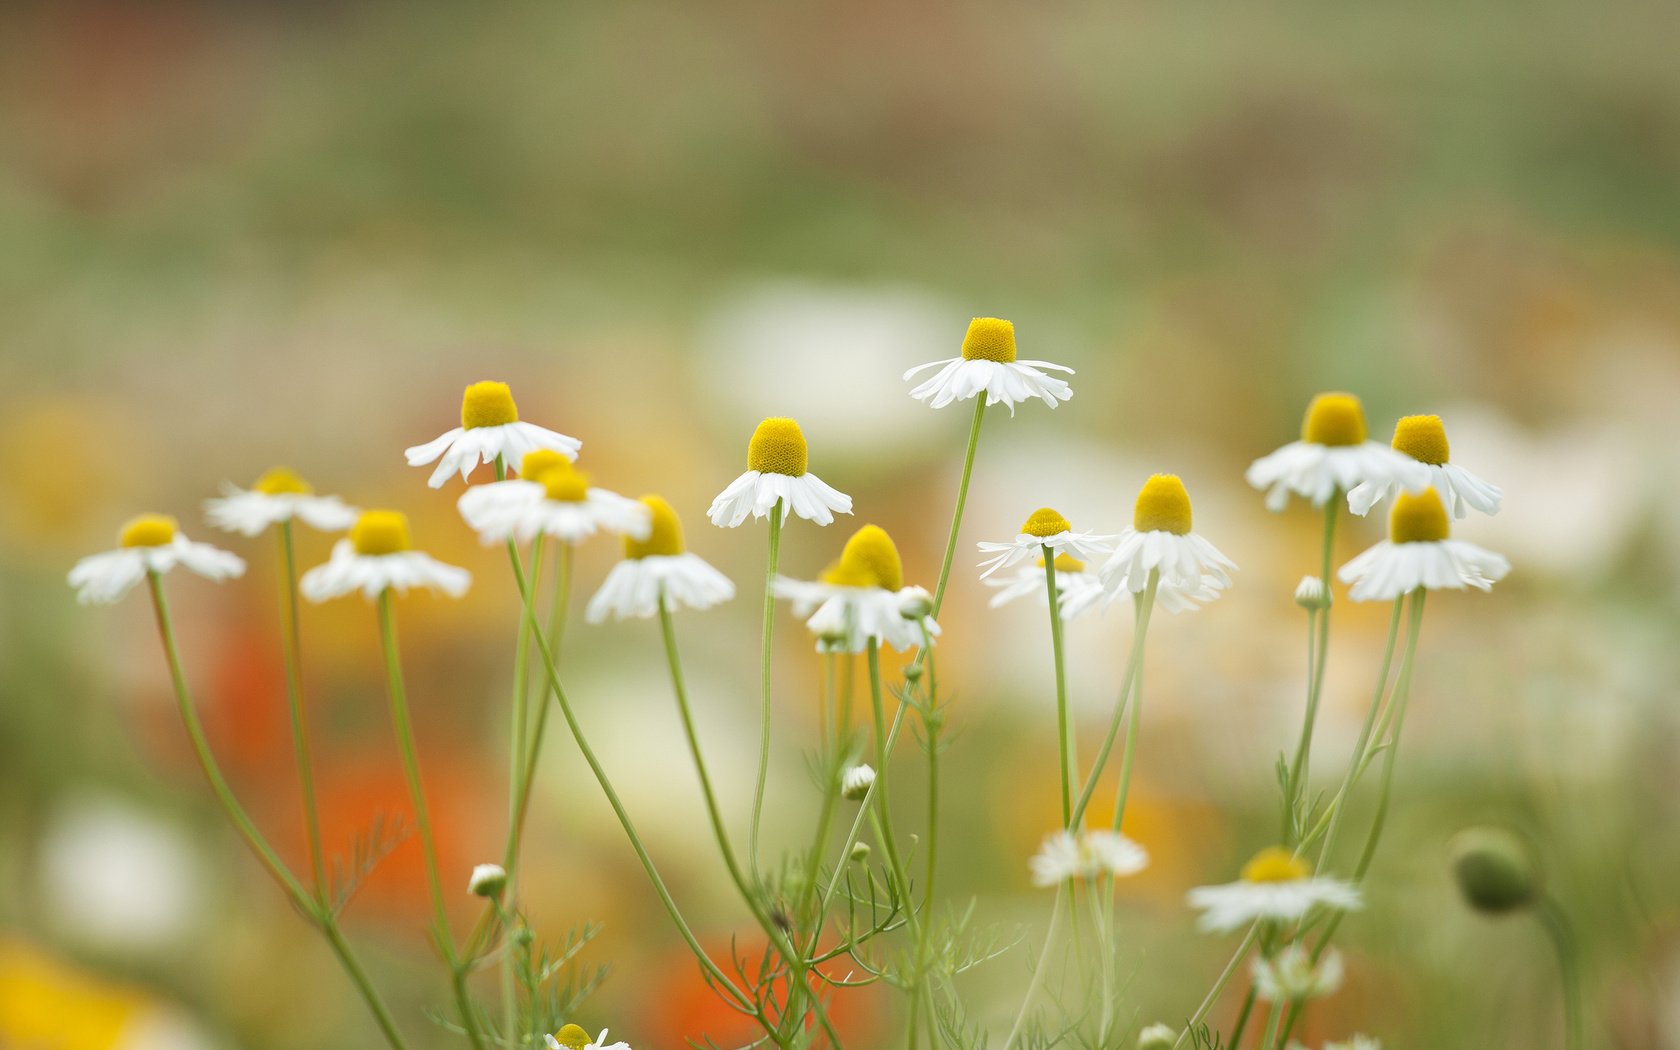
[514,542,572,837]
[1538,895,1585,1050]
[1309,596,1405,864]
[503,535,544,872]
[1043,546,1074,825]
[1001,884,1068,1050]
[1168,924,1260,1050]
[1070,571,1158,828]
[1285,498,1339,838]
[750,499,785,881]
[275,521,327,899]
[932,397,987,617]
[1109,580,1157,835]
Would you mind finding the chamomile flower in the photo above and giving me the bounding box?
[405,381,581,488]
[707,417,852,527]
[299,510,470,602]
[68,515,245,605]
[984,552,1106,620]
[545,1025,630,1050]
[204,466,357,536]
[1185,847,1361,934]
[585,496,734,621]
[841,764,876,800]
[1337,489,1511,602]
[1099,474,1236,613]
[1253,944,1344,1002]
[1246,393,1431,512]
[977,507,1112,580]
[457,450,650,545]
[1028,829,1148,888]
[1347,414,1503,519]
[904,317,1073,413]
[773,524,941,653]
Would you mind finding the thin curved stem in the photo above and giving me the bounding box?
[1285,499,1338,837]
[1070,571,1158,829]
[276,521,327,900]
[751,500,785,882]
[1170,924,1259,1050]
[1001,883,1068,1050]
[1311,596,1405,866]
[932,397,987,617]
[1043,546,1074,826]
[515,541,571,835]
[1538,896,1585,1050]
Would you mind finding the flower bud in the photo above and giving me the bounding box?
[903,664,924,683]
[1449,826,1538,915]
[1137,1023,1177,1049]
[1294,575,1330,610]
[898,586,934,620]
[850,842,871,864]
[468,863,508,899]
[841,764,877,801]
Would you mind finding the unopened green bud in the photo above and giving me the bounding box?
[903,664,924,682]
[1138,1023,1177,1049]
[1449,826,1538,915]
[850,842,871,864]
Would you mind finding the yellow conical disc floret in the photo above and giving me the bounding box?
[1389,488,1449,544]
[1133,474,1193,535]
[1035,552,1086,573]
[819,557,871,588]
[120,514,177,548]
[1020,507,1071,539]
[961,317,1017,363]
[552,1026,592,1050]
[626,496,684,559]
[253,466,313,496]
[518,448,570,479]
[1392,414,1450,465]
[537,461,591,502]
[1241,846,1311,884]
[836,524,904,591]
[350,510,413,556]
[1300,393,1367,447]
[747,417,809,476]
[461,380,519,429]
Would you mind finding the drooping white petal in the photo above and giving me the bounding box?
[585,554,735,622]
[1247,441,1432,512]
[905,357,1075,412]
[707,470,852,528]
[405,422,581,489]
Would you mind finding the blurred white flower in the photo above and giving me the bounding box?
[1253,944,1344,1001]
[1247,393,1429,511]
[985,552,1106,620]
[1029,829,1148,887]
[1338,490,1509,602]
[977,507,1112,580]
[586,497,733,621]
[1347,414,1502,519]
[1187,847,1361,933]
[204,466,356,536]
[458,450,649,545]
[69,515,245,605]
[300,510,470,602]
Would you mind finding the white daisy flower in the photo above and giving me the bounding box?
[977,507,1112,580]
[903,316,1073,413]
[707,417,852,527]
[467,863,507,898]
[984,552,1106,620]
[841,764,876,800]
[586,496,735,622]
[774,525,941,653]
[1099,474,1236,614]
[204,466,357,536]
[1253,944,1344,1002]
[457,449,651,546]
[1337,488,1511,602]
[404,380,581,488]
[1186,847,1362,934]
[1347,414,1503,519]
[299,510,471,602]
[68,515,246,605]
[545,1024,630,1050]
[1029,829,1148,888]
[1246,393,1432,512]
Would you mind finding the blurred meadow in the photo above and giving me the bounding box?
[4,1,1680,1047]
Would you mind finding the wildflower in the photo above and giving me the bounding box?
[1294,575,1329,610]
[1137,1024,1177,1050]
[405,381,581,488]
[1336,489,1510,602]
[298,510,470,602]
[1449,826,1538,915]
[841,764,876,800]
[1028,829,1148,887]
[1099,474,1236,613]
[1253,944,1344,1002]
[984,552,1106,620]
[204,466,356,536]
[69,515,245,605]
[1322,1038,1380,1050]
[457,450,650,545]
[1246,393,1431,511]
[903,317,1073,413]
[976,507,1112,580]
[1185,846,1361,933]
[585,496,734,622]
[468,863,507,899]
[1348,413,1503,519]
[707,417,852,527]
[774,524,940,652]
[545,1025,630,1050]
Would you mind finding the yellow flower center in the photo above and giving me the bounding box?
[350,510,413,556]
[1035,552,1085,573]
[1020,507,1071,538]
[119,514,177,548]
[836,524,904,591]
[1389,488,1449,544]
[1392,414,1450,465]
[518,448,570,479]
[539,462,590,503]
[1133,474,1193,535]
[552,1025,592,1050]
[1241,846,1311,884]
[1300,392,1367,447]
[961,317,1017,363]
[746,417,809,476]
[461,380,519,429]
[252,466,313,496]
[625,495,684,559]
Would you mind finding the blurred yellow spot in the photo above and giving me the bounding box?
[0,938,144,1048]
[1389,488,1449,544]
[819,557,869,588]
[1020,507,1070,538]
[747,417,808,476]
[119,514,176,548]
[518,448,570,479]
[351,510,412,555]
[837,524,903,591]
[539,462,590,503]
[1300,393,1367,447]
[961,317,1017,363]
[1133,474,1193,535]
[252,466,313,496]
[553,1025,592,1049]
[1392,414,1450,465]
[626,496,684,559]
[461,381,519,429]
[1036,552,1085,573]
[1242,846,1311,883]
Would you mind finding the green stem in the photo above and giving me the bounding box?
[1070,572,1157,828]
[932,397,987,617]
[319,918,412,1050]
[1043,547,1073,826]
[1169,924,1259,1050]
[751,499,785,881]
[1285,498,1338,838]
[1312,596,1405,867]
[515,542,571,836]
[1538,896,1585,1050]
[866,641,921,943]
[1001,883,1068,1050]
[1227,985,1257,1047]
[276,521,327,899]
[499,536,542,1042]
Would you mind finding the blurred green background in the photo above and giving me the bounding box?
[3,1,1679,1047]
